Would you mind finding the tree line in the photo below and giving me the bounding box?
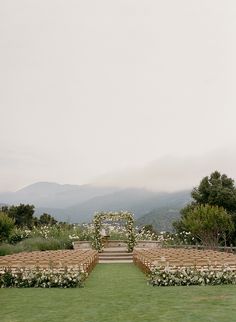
[0,205,59,242]
[1,204,58,227]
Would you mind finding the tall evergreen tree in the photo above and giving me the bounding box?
[191,171,236,213]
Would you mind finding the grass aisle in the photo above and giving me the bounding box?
[0,263,236,322]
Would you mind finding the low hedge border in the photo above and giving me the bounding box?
[149,267,236,286]
[0,267,86,288]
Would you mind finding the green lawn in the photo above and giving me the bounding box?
[0,263,236,322]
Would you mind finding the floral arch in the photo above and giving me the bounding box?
[92,211,135,252]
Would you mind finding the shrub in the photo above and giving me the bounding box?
[0,237,73,256]
[8,227,32,244]
[0,243,16,256]
[0,267,85,288]
[0,212,15,242]
[149,267,236,287]
[31,224,92,242]
[174,204,234,247]
[17,237,73,252]
[135,227,158,241]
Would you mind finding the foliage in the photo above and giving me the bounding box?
[68,225,94,241]
[0,223,100,256]
[0,223,99,256]
[38,213,57,226]
[92,211,135,252]
[17,237,73,251]
[149,266,236,287]
[0,212,15,242]
[159,230,197,246]
[175,204,234,247]
[142,224,157,234]
[2,204,35,228]
[135,226,158,241]
[0,243,17,256]
[8,227,31,244]
[31,223,91,240]
[0,267,85,288]
[174,171,236,245]
[0,237,73,256]
[191,171,236,212]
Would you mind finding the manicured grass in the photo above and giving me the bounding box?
[0,264,236,322]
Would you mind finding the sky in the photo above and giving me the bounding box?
[0,0,236,192]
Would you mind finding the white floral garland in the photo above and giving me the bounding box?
[92,211,135,252]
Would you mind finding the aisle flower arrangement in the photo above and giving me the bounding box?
[149,266,236,286]
[0,267,85,288]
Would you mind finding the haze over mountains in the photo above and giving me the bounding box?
[0,182,192,230]
[94,149,236,191]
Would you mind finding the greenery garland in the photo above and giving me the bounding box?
[92,211,135,252]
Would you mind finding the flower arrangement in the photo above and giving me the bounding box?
[149,266,236,286]
[92,211,135,252]
[0,267,85,288]
[156,231,196,246]
[135,227,158,241]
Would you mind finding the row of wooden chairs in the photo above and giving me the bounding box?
[0,249,98,274]
[133,248,236,273]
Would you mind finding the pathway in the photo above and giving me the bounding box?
[85,263,145,289]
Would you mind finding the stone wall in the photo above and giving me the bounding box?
[73,241,92,250]
[135,240,162,248]
[73,240,162,250]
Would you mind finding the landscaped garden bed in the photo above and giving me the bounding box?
[0,267,85,288]
[148,266,236,286]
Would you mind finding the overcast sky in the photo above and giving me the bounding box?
[0,0,236,192]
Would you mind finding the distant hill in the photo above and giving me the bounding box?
[0,182,191,227]
[0,182,120,208]
[136,190,192,231]
[32,187,162,222]
[136,208,182,232]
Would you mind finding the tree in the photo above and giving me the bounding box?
[177,204,234,247]
[173,171,236,245]
[4,204,35,228]
[0,212,15,242]
[173,204,200,244]
[142,224,155,233]
[191,171,236,213]
[39,213,57,226]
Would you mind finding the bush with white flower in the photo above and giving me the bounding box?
[159,231,196,246]
[8,227,32,244]
[0,267,85,288]
[149,266,236,286]
[135,227,158,241]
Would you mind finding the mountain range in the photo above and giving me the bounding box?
[0,182,192,231]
